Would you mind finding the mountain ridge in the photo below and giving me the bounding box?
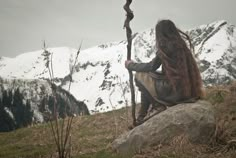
[0,20,235,113]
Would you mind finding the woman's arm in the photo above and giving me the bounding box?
[126,54,162,72]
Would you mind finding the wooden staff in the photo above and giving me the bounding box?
[123,0,137,126]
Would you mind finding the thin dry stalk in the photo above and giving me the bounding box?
[170,135,193,154]
[117,77,130,127]
[43,41,82,158]
[68,41,83,91]
[109,88,118,138]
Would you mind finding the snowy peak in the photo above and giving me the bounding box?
[188,21,236,84]
[0,47,78,82]
[188,20,228,54]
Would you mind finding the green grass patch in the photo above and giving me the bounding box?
[77,150,132,158]
[0,143,53,158]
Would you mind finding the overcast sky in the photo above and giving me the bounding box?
[0,0,235,57]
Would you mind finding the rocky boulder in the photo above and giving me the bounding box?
[112,100,216,153]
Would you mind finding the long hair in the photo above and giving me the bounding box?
[155,20,203,98]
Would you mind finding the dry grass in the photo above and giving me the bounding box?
[206,82,236,145]
[134,82,236,158]
[0,83,236,158]
[0,107,133,158]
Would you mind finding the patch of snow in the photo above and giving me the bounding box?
[4,107,15,120]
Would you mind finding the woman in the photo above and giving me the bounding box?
[125,20,204,125]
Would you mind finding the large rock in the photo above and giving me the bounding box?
[112,100,216,153]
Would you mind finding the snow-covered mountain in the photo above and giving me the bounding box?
[188,20,236,84]
[0,77,89,131]
[0,20,235,114]
[0,47,78,83]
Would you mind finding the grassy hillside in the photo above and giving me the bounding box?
[0,83,236,158]
[0,106,132,158]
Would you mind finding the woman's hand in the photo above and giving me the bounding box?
[125,60,133,69]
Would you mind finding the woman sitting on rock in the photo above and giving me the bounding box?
[125,19,204,125]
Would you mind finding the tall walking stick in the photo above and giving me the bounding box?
[123,0,137,126]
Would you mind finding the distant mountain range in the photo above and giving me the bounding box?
[0,20,235,115]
